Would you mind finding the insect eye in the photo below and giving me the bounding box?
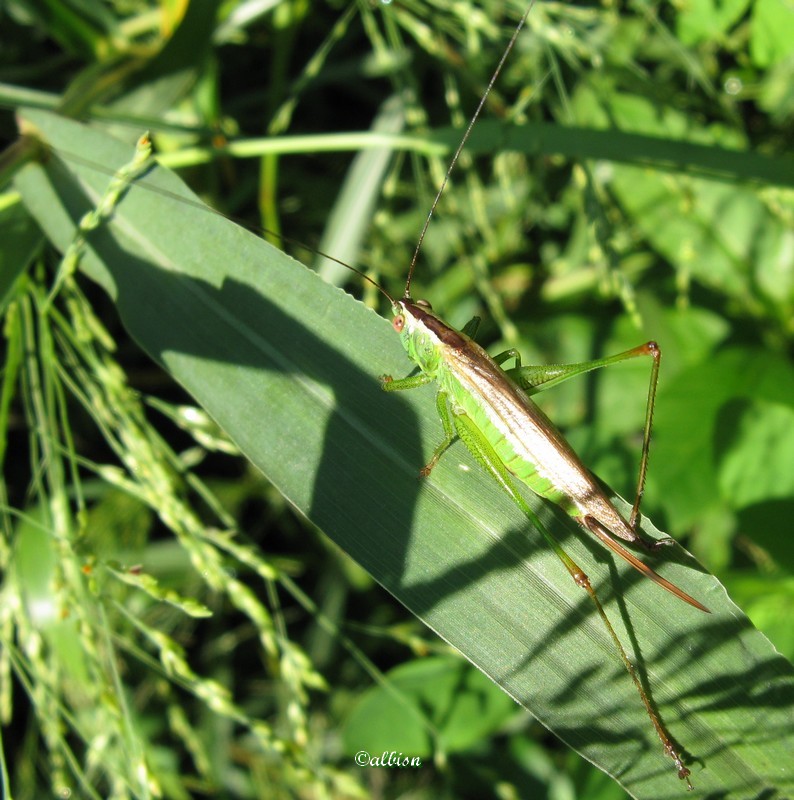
[393,314,405,332]
[416,299,433,310]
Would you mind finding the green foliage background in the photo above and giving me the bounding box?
[1,1,794,798]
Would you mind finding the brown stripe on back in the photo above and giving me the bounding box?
[405,301,468,348]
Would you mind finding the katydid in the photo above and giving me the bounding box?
[380,299,705,788]
[372,3,709,789]
[9,3,709,789]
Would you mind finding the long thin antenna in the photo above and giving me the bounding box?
[403,1,536,299]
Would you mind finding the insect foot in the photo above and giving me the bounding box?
[664,743,694,791]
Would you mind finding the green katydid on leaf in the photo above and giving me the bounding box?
[5,0,794,792]
[11,97,794,797]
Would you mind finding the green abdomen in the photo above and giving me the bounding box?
[442,369,582,519]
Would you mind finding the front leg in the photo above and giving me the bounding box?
[380,372,433,391]
[380,374,455,477]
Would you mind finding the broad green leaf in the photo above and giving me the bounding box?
[726,575,794,662]
[751,0,794,68]
[341,655,516,756]
[0,197,40,312]
[676,0,751,46]
[13,109,794,799]
[650,349,794,532]
[716,398,794,509]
